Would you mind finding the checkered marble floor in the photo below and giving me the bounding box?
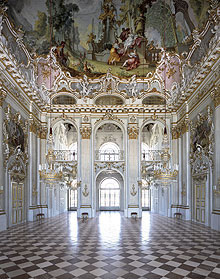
[0,212,220,279]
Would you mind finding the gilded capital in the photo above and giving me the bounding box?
[40,127,48,139]
[29,119,37,134]
[128,126,139,139]
[171,126,179,140]
[0,89,7,107]
[211,86,220,108]
[80,126,92,139]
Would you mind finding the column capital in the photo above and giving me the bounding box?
[211,85,220,108]
[80,123,92,139]
[128,123,139,139]
[0,89,7,107]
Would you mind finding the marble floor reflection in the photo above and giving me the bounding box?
[0,211,220,279]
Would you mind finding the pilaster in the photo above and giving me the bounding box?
[0,88,7,231]
[79,120,93,217]
[127,121,141,217]
[211,86,220,230]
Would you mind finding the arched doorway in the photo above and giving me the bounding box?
[99,178,120,210]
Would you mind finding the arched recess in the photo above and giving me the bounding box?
[52,119,78,211]
[141,120,166,156]
[52,119,78,160]
[141,120,167,214]
[96,170,124,212]
[6,149,27,227]
[94,122,124,161]
[192,150,212,226]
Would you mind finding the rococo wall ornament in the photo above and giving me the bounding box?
[190,106,214,169]
[3,105,28,168]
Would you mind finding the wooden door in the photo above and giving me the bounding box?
[12,182,24,225]
[195,182,206,224]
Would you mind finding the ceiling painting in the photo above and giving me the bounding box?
[6,0,210,79]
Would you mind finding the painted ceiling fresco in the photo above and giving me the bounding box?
[6,0,210,78]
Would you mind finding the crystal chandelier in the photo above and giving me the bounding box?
[153,114,178,184]
[39,130,63,185]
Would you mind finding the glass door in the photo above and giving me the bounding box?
[68,189,77,210]
[99,178,120,210]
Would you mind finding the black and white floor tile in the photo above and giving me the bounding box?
[0,211,220,279]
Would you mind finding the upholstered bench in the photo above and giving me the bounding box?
[36,213,45,221]
[131,212,138,220]
[82,212,88,221]
[174,212,182,219]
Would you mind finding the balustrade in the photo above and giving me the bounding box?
[95,150,124,161]
[54,150,77,162]
[142,150,163,162]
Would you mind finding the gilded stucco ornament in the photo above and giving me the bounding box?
[29,118,38,134]
[40,126,48,139]
[128,124,139,139]
[172,115,189,139]
[190,106,214,169]
[94,161,125,175]
[94,112,124,125]
[80,125,92,139]
[211,85,220,108]
[3,105,28,168]
[8,146,26,182]
[0,87,7,107]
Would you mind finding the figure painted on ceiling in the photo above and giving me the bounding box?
[122,49,140,71]
[119,28,130,42]
[108,39,122,65]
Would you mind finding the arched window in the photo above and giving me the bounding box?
[100,178,120,209]
[99,142,120,161]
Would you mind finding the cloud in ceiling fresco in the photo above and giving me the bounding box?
[6,0,210,78]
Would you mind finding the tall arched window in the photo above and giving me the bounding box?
[99,142,120,161]
[99,178,120,209]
